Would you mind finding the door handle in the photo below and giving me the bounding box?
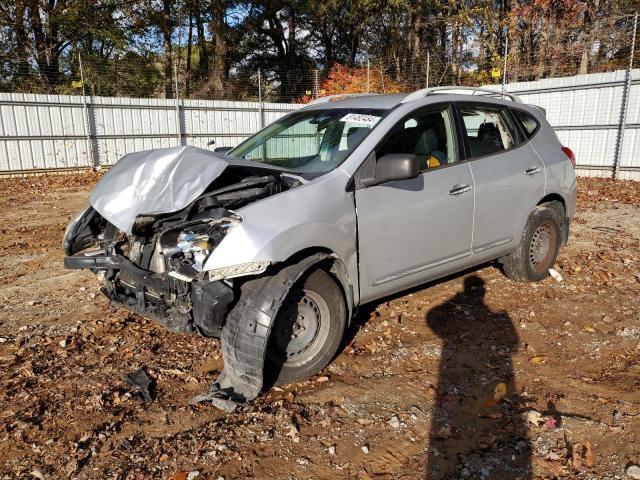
[525,166,541,175]
[448,184,471,196]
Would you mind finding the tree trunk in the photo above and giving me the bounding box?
[195,0,208,79]
[408,1,423,71]
[186,8,193,97]
[210,0,227,95]
[162,0,173,98]
[14,0,30,77]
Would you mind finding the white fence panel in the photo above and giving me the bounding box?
[503,69,640,179]
[0,93,298,173]
[0,70,638,178]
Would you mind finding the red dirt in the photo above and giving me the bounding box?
[0,175,639,479]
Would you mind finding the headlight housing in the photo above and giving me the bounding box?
[207,261,272,281]
[176,230,211,271]
[159,213,241,277]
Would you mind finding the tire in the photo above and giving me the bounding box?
[265,269,346,386]
[502,203,563,282]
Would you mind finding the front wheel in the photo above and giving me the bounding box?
[265,269,346,386]
[502,204,563,282]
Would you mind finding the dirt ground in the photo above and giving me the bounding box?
[0,174,639,480]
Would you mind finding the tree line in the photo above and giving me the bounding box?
[0,1,637,101]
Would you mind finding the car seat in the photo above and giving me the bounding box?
[414,128,447,169]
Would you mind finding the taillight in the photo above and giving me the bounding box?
[561,146,576,168]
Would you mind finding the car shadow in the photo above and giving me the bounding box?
[424,275,531,479]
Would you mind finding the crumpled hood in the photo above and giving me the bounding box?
[90,146,229,234]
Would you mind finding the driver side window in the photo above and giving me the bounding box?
[377,105,459,171]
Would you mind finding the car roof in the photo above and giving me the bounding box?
[303,88,528,112]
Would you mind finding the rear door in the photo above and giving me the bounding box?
[355,103,475,303]
[458,102,545,258]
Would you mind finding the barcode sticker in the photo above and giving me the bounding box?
[340,113,381,127]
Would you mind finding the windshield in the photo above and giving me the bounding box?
[228,108,387,174]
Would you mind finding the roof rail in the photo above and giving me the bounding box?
[304,93,378,107]
[401,86,522,104]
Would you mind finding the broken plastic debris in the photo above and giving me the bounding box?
[525,410,545,426]
[124,368,154,403]
[549,268,563,282]
[189,380,243,413]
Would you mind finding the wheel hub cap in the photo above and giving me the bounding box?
[529,224,551,267]
[273,290,322,358]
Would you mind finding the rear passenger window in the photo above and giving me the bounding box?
[512,109,539,137]
[460,104,518,158]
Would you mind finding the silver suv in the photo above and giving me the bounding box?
[63,87,577,402]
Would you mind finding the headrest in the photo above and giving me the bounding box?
[414,128,439,156]
[478,122,499,141]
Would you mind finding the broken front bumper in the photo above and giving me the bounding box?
[64,252,234,337]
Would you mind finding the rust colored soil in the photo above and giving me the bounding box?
[0,175,639,479]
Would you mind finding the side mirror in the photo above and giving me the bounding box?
[361,154,420,187]
[213,146,233,154]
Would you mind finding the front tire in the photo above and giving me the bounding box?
[265,269,346,386]
[502,204,563,282]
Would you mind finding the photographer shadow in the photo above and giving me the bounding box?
[425,275,531,479]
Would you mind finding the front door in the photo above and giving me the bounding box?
[355,104,475,303]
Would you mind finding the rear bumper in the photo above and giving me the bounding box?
[64,252,234,337]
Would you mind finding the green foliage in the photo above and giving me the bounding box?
[0,0,636,100]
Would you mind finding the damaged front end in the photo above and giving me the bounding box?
[63,205,238,337]
[63,150,296,338]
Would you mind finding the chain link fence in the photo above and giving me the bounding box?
[0,13,638,178]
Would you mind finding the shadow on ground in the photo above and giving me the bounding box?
[425,275,531,479]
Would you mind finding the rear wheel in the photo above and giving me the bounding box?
[502,204,563,282]
[266,269,346,385]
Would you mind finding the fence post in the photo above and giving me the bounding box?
[258,68,266,161]
[367,59,371,93]
[426,51,430,88]
[174,61,183,147]
[313,69,319,99]
[78,51,99,168]
[613,11,638,180]
[258,68,264,129]
[502,32,509,92]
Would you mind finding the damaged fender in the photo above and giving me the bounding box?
[206,252,345,402]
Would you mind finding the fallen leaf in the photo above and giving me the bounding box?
[493,382,507,401]
[572,442,593,469]
[530,355,547,365]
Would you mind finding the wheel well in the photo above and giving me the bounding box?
[282,247,354,325]
[536,193,568,245]
[537,193,566,214]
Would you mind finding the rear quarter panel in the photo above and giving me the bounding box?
[528,115,578,219]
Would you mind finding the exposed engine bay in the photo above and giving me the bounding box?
[64,165,299,338]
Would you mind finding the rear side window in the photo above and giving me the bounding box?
[512,109,539,138]
[459,103,518,158]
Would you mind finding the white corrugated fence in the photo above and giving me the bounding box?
[501,68,640,180]
[0,94,298,173]
[1,68,639,179]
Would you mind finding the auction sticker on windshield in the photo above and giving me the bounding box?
[340,113,381,127]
